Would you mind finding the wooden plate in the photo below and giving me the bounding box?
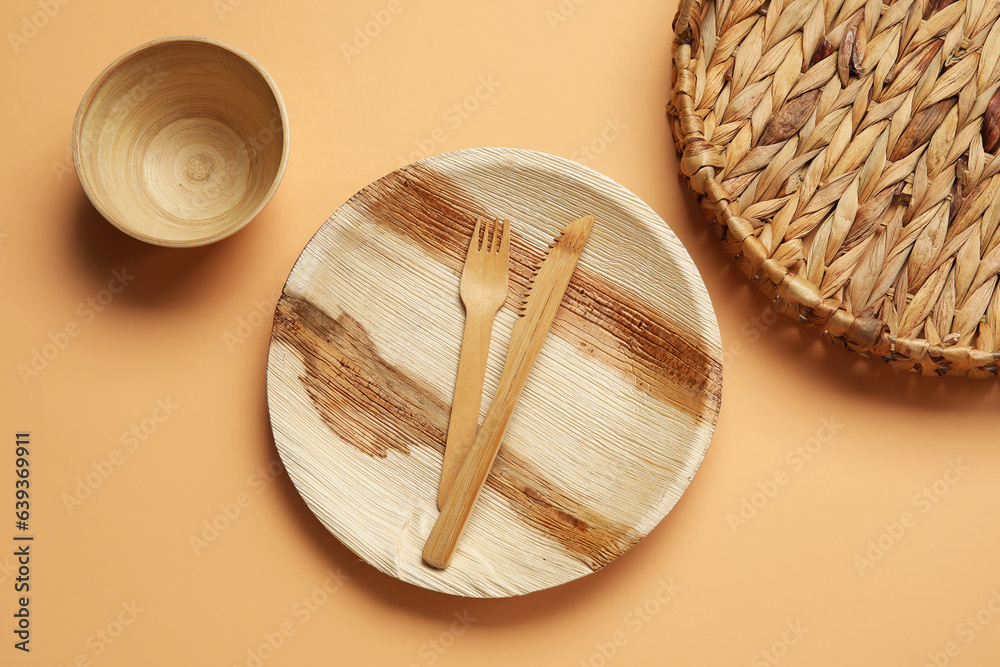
[266,148,723,597]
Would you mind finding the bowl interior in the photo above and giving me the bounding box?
[75,39,287,246]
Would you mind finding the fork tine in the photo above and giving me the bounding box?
[471,217,483,252]
[489,217,501,253]
[499,218,510,257]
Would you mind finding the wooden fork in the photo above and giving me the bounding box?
[437,217,510,509]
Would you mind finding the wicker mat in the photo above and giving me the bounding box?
[669,0,1000,376]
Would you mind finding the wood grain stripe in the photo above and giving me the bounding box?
[347,163,722,422]
[272,295,643,570]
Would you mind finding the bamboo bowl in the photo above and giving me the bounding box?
[73,36,289,247]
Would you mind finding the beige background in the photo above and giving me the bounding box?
[2,0,999,665]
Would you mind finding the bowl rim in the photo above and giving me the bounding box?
[72,35,291,248]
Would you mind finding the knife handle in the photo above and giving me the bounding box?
[422,353,525,569]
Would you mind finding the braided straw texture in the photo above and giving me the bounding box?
[669,0,1000,376]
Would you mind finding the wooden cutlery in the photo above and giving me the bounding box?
[425,215,594,569]
[437,217,511,509]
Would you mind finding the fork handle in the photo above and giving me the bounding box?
[437,309,496,509]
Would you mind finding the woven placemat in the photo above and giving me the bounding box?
[669,0,1000,376]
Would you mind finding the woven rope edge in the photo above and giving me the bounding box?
[668,0,1000,377]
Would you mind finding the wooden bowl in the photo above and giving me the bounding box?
[73,36,289,247]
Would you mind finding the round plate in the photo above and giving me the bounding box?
[267,148,722,597]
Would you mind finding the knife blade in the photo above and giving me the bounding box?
[422,214,594,569]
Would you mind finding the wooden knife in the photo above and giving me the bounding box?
[423,214,594,569]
